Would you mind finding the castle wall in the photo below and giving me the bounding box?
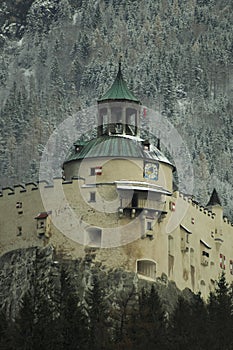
[1,179,233,300]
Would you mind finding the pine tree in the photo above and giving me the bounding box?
[10,292,36,350]
[86,275,110,350]
[0,311,10,350]
[130,286,167,350]
[168,296,192,350]
[207,273,233,350]
[60,292,88,350]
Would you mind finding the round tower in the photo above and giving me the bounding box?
[63,62,174,194]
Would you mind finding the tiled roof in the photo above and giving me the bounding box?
[35,212,49,219]
[98,63,140,104]
[64,135,174,168]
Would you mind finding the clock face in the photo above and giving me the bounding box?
[144,162,159,181]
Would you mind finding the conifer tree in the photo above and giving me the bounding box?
[60,291,88,350]
[168,296,192,350]
[86,275,110,350]
[0,311,10,350]
[130,285,167,350]
[10,292,36,350]
[207,273,233,350]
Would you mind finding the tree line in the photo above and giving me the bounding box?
[1,272,233,350]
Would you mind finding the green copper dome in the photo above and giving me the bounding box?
[64,135,174,169]
[98,63,140,104]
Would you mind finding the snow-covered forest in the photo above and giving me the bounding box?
[0,0,232,217]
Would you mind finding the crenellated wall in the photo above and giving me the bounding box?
[0,178,233,299]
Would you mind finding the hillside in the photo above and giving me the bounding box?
[0,0,232,217]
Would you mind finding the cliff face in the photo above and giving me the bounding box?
[0,246,187,320]
[0,0,232,218]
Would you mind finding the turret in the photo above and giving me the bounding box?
[206,188,223,237]
[97,60,141,137]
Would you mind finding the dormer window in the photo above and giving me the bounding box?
[74,140,85,153]
[35,212,51,238]
[142,140,150,151]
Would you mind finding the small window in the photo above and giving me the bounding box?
[90,192,96,202]
[202,251,209,258]
[230,260,233,275]
[137,259,156,279]
[16,202,22,208]
[220,254,226,269]
[147,221,152,231]
[90,168,95,176]
[86,227,102,247]
[17,226,22,236]
[38,221,45,229]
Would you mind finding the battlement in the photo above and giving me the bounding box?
[0,177,86,198]
[178,191,233,228]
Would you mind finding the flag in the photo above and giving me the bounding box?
[95,166,102,175]
[169,202,176,211]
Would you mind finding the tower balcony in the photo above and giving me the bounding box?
[116,180,170,220]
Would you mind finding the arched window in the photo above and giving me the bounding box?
[126,108,137,135]
[86,227,102,247]
[110,107,123,134]
[99,108,108,135]
[137,259,156,279]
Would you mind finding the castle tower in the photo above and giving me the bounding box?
[206,188,223,238]
[97,61,141,137]
[63,63,174,193]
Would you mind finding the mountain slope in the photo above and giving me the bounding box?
[0,0,232,217]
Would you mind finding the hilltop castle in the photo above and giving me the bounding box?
[1,63,233,299]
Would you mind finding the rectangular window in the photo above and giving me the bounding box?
[202,251,209,258]
[90,167,102,176]
[230,260,233,275]
[16,202,22,208]
[90,192,96,202]
[17,226,22,236]
[220,253,226,269]
[90,168,96,176]
[147,221,152,231]
[39,221,45,229]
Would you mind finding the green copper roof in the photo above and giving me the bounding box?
[64,135,174,168]
[98,63,140,104]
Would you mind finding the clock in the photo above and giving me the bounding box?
[144,162,159,181]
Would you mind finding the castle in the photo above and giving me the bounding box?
[1,63,233,299]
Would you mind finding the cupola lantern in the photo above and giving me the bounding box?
[97,61,141,137]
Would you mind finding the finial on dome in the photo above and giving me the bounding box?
[118,54,123,73]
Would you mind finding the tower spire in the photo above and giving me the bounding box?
[118,54,122,74]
